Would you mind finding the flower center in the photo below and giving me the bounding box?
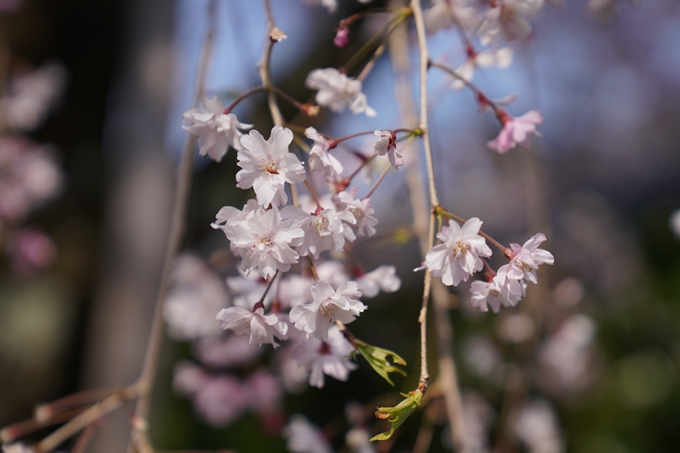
[312,215,329,236]
[262,161,279,174]
[318,342,332,355]
[452,240,470,257]
[319,301,338,319]
[255,234,274,249]
[350,207,363,220]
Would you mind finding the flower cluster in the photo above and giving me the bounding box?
[422,217,553,313]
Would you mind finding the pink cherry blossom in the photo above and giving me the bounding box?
[304,127,343,177]
[216,306,288,348]
[236,125,305,207]
[283,415,332,453]
[487,110,543,154]
[289,280,366,341]
[182,95,251,162]
[306,68,376,117]
[374,130,403,168]
[290,325,357,388]
[356,265,401,297]
[333,187,378,238]
[425,218,492,286]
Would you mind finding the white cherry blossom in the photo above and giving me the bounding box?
[374,130,403,168]
[425,218,492,286]
[290,325,357,388]
[306,68,376,117]
[487,110,543,154]
[224,206,304,278]
[226,270,272,309]
[216,306,288,348]
[236,126,305,207]
[289,280,366,341]
[182,96,251,162]
[332,187,378,238]
[305,127,343,176]
[424,0,481,35]
[283,205,356,259]
[357,265,401,298]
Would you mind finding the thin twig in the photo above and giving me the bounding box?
[363,164,390,199]
[128,1,218,451]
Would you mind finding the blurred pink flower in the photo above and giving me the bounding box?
[7,227,57,275]
[487,110,543,154]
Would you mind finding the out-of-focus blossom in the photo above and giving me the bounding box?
[487,110,543,153]
[236,126,305,208]
[226,270,272,309]
[552,277,585,307]
[669,208,680,240]
[451,47,513,90]
[245,369,282,414]
[182,96,251,162]
[332,188,378,238]
[290,325,357,388]
[316,259,351,288]
[173,361,209,396]
[283,205,356,259]
[356,265,401,298]
[305,127,343,177]
[462,335,502,378]
[163,254,229,341]
[478,0,545,45]
[193,375,249,427]
[216,306,288,348]
[306,68,376,117]
[0,136,63,224]
[496,313,535,343]
[1,63,67,132]
[538,315,597,394]
[193,334,263,368]
[223,205,304,279]
[0,0,22,13]
[283,415,333,453]
[6,227,57,276]
[301,0,337,13]
[1,443,34,453]
[461,392,495,453]
[373,130,402,169]
[346,427,376,453]
[278,274,315,309]
[514,400,565,453]
[290,280,366,341]
[424,0,480,35]
[425,218,492,286]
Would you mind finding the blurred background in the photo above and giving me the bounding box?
[1,0,680,452]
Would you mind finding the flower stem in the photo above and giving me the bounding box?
[436,207,508,254]
[223,85,266,113]
[363,164,391,199]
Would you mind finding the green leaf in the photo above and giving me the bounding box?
[370,390,423,441]
[355,340,407,386]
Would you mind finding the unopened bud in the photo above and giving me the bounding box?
[301,104,320,117]
[269,27,287,42]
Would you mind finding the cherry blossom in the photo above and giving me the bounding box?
[304,127,343,177]
[503,233,555,284]
[193,334,263,368]
[332,187,378,238]
[290,325,357,388]
[334,26,350,47]
[223,205,304,278]
[163,254,229,340]
[487,110,543,153]
[245,369,283,414]
[514,400,565,453]
[424,0,480,35]
[306,68,376,117]
[374,130,403,169]
[289,280,366,341]
[356,265,401,298]
[216,306,288,348]
[470,280,504,313]
[236,125,305,207]
[478,0,545,45]
[425,218,492,286]
[278,274,315,309]
[283,205,356,259]
[451,47,514,91]
[226,270,272,309]
[1,443,35,453]
[182,96,251,162]
[283,415,333,453]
